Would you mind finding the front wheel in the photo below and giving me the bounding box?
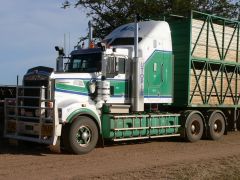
[67,116,99,154]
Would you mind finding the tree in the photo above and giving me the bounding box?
[63,0,240,39]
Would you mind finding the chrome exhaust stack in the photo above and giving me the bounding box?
[132,14,144,112]
[88,21,93,47]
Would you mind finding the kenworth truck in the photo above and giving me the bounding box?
[2,11,240,154]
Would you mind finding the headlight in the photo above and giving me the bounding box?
[47,102,54,108]
[35,109,45,117]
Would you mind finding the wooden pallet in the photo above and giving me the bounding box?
[190,69,240,105]
[191,19,240,62]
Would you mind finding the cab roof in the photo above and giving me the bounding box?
[71,47,102,56]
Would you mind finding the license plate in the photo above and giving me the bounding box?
[41,124,53,136]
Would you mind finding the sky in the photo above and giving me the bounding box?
[0,1,89,85]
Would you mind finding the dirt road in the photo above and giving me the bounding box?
[1,132,240,180]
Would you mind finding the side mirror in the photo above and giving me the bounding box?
[55,46,65,56]
[55,46,65,72]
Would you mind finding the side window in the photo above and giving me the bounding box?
[106,56,126,77]
[107,57,116,74]
[118,58,126,74]
[82,60,87,69]
[73,59,81,69]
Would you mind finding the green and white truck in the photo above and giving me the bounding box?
[2,11,240,154]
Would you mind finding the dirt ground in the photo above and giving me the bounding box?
[1,132,240,180]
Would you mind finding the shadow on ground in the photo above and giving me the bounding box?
[0,136,188,156]
[0,138,53,156]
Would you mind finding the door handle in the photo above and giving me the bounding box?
[161,63,164,82]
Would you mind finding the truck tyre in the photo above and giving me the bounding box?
[67,116,98,154]
[208,112,225,140]
[185,113,203,142]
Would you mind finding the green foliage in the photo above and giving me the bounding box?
[65,0,239,39]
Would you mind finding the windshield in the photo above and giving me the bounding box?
[66,53,102,73]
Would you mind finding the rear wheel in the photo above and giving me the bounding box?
[208,112,225,140]
[66,116,99,154]
[185,113,203,142]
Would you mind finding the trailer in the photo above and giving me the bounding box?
[3,11,240,154]
[169,11,240,133]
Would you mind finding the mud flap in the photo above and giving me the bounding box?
[49,137,61,153]
[52,124,62,145]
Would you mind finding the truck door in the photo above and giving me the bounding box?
[106,56,129,103]
[144,50,173,103]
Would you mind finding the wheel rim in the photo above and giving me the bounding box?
[191,120,200,135]
[213,119,222,133]
[76,126,92,147]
